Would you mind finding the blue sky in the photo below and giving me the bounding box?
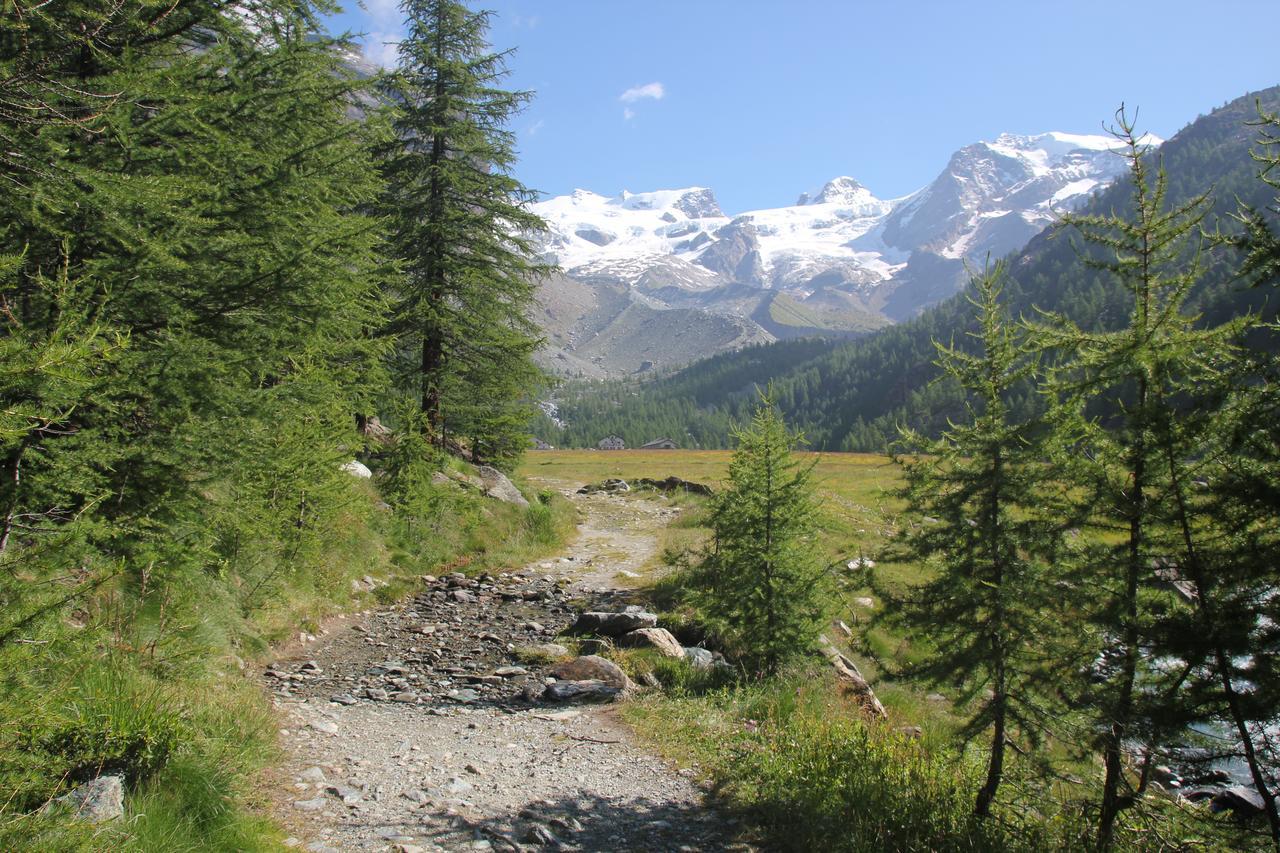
[324,1,1278,213]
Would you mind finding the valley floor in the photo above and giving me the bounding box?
[264,485,745,852]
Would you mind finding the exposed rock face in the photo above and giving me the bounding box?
[696,218,764,284]
[618,627,684,659]
[672,187,724,219]
[476,465,529,508]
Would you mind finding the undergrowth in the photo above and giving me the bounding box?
[0,466,574,850]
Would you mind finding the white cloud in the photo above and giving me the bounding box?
[622,107,635,121]
[619,82,665,103]
[365,32,402,68]
[527,119,546,136]
[512,14,540,29]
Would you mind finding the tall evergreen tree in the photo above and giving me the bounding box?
[381,0,550,464]
[692,394,827,677]
[892,262,1068,818]
[1036,108,1235,850]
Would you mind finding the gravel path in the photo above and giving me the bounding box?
[267,485,744,853]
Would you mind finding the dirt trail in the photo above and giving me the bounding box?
[266,484,742,853]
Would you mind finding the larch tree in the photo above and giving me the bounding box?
[692,394,828,678]
[1036,108,1246,850]
[381,0,551,464]
[892,261,1069,818]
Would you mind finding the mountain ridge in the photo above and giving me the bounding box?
[532,128,1151,377]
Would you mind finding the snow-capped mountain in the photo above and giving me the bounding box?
[532,130,1156,377]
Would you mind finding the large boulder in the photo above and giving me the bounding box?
[618,627,685,659]
[549,655,633,690]
[476,465,529,508]
[572,606,658,637]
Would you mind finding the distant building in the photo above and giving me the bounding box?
[530,437,553,450]
[640,437,678,450]
[597,435,626,450]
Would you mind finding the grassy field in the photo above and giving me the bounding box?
[518,449,927,689]
[520,448,904,553]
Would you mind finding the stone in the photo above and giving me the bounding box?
[366,687,389,701]
[618,627,684,658]
[325,783,362,804]
[53,775,124,823]
[340,460,373,479]
[451,589,477,603]
[329,693,358,706]
[446,776,474,795]
[525,823,561,846]
[571,607,658,637]
[520,643,569,660]
[293,796,328,811]
[447,688,481,703]
[1211,785,1266,816]
[549,655,632,689]
[494,666,528,677]
[853,597,876,609]
[541,680,623,703]
[299,766,327,783]
[683,647,715,669]
[309,719,339,735]
[602,478,630,492]
[476,465,530,508]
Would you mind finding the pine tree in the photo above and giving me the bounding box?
[381,0,550,463]
[892,261,1068,818]
[692,394,827,677]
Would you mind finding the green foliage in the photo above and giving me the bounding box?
[689,396,829,676]
[381,0,550,466]
[892,262,1073,817]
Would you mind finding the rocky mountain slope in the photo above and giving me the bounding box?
[532,131,1150,377]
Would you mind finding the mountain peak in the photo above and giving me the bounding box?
[796,176,872,206]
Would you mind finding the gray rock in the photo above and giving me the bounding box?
[329,693,358,706]
[1211,785,1266,816]
[519,643,569,660]
[525,823,561,846]
[446,776,474,795]
[541,680,623,703]
[549,655,633,689]
[294,796,328,812]
[299,766,327,783]
[618,627,684,658]
[366,687,389,701]
[53,775,124,823]
[494,666,528,677]
[309,719,339,735]
[325,783,363,804]
[683,647,716,669]
[476,465,530,508]
[572,607,658,637]
[447,688,481,703]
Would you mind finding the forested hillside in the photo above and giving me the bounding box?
[539,86,1280,451]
